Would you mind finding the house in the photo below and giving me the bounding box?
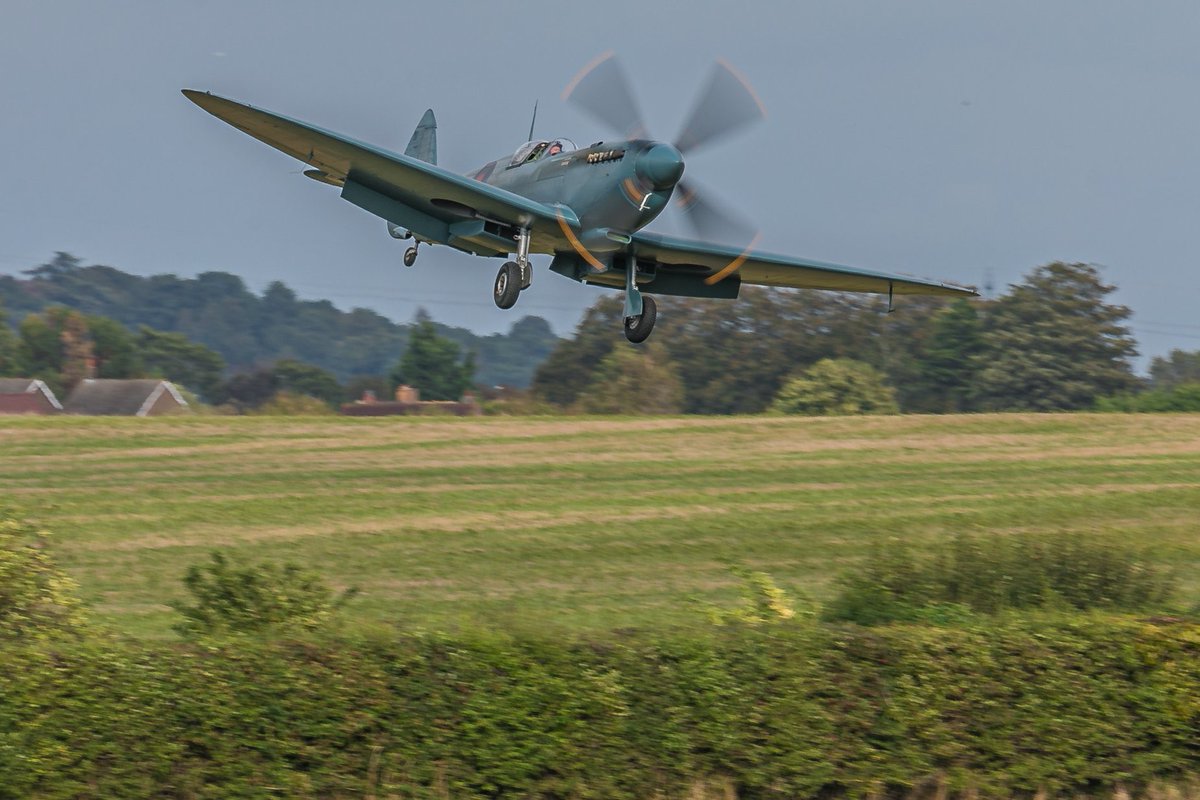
[63,379,189,416]
[0,378,63,415]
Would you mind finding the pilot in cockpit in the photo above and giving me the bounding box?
[547,141,563,156]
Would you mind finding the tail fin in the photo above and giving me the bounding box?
[389,110,438,240]
[405,109,437,164]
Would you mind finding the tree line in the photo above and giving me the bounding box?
[531,261,1200,414]
[0,252,559,388]
[0,301,485,412]
[5,254,1199,415]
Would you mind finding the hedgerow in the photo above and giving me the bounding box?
[1,618,1197,799]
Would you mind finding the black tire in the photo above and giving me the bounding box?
[494,261,521,309]
[623,294,657,343]
[403,246,418,267]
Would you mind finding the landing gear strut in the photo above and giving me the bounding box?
[622,263,657,343]
[493,228,532,309]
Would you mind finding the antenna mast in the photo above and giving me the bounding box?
[528,100,538,141]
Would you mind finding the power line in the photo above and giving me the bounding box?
[1131,326,1200,343]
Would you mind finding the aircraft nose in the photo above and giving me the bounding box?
[636,143,685,190]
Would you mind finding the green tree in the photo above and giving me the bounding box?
[531,297,624,406]
[974,263,1138,410]
[576,341,684,414]
[16,306,94,394]
[86,315,140,378]
[391,314,476,400]
[0,304,18,377]
[272,359,343,407]
[534,289,945,414]
[215,368,279,411]
[136,326,226,400]
[772,358,899,416]
[16,313,63,382]
[1149,349,1200,390]
[917,299,984,412]
[21,251,82,279]
[655,289,828,414]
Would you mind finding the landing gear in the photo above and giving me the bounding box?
[514,227,532,289]
[403,245,419,267]
[493,228,532,309]
[624,294,657,343]
[621,259,657,343]
[494,261,521,309]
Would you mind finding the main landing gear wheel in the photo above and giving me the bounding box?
[624,294,657,343]
[493,261,521,309]
[403,246,418,267]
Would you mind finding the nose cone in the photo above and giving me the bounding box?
[636,143,685,190]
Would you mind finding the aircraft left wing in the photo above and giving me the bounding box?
[629,230,977,298]
[182,90,576,254]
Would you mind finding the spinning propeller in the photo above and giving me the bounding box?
[563,52,765,249]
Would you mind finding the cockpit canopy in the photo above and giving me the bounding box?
[508,138,577,167]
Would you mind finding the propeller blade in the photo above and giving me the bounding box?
[562,51,650,140]
[674,178,758,246]
[673,178,762,285]
[674,59,766,155]
[554,208,609,273]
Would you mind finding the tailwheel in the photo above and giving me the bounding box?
[403,245,419,267]
[623,294,657,343]
[493,261,521,309]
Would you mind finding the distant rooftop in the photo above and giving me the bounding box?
[64,379,187,416]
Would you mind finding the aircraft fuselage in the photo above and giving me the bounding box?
[468,139,681,242]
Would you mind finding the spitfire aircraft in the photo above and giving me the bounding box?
[184,54,976,343]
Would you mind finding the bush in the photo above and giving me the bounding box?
[576,341,684,415]
[772,358,899,416]
[249,390,336,416]
[171,551,354,637]
[1096,382,1200,412]
[0,508,85,640]
[705,565,815,625]
[825,531,1177,624]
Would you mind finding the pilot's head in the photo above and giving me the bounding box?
[548,142,562,155]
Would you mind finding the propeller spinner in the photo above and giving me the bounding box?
[563,52,766,244]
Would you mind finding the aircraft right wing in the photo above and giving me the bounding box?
[629,230,978,298]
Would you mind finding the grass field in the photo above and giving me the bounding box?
[2,412,1198,638]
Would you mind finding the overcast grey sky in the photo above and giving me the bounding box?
[3,1,1199,368]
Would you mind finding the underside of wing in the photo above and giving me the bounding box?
[182,90,576,257]
[629,231,978,298]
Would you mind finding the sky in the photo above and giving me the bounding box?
[3,1,1200,369]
